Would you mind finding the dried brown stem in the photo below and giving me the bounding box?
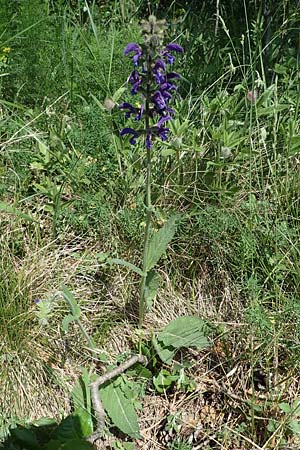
[87,354,147,444]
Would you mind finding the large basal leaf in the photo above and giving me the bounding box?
[144,270,160,310]
[45,438,94,450]
[55,415,82,441]
[10,427,39,449]
[145,215,179,272]
[152,335,176,364]
[157,316,210,350]
[100,382,140,439]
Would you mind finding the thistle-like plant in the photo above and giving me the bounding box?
[119,15,184,327]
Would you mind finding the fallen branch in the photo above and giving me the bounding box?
[87,354,148,444]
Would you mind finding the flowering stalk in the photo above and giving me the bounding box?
[119,16,183,327]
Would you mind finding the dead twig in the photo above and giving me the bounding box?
[87,354,148,444]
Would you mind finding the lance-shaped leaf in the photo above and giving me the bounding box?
[145,270,160,310]
[61,286,81,317]
[145,215,179,272]
[108,258,144,276]
[100,382,140,439]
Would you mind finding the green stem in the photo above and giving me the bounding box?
[139,52,152,328]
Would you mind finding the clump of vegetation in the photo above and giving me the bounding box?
[1,1,300,449]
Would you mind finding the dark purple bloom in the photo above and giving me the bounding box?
[124,43,143,66]
[146,133,152,149]
[152,91,167,111]
[119,102,144,121]
[128,70,142,94]
[165,43,184,53]
[162,43,184,64]
[167,72,180,80]
[153,59,166,84]
[119,102,137,119]
[157,115,171,127]
[159,88,172,102]
[160,81,177,91]
[120,127,139,145]
[157,127,169,141]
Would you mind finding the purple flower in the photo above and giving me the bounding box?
[159,88,172,102]
[127,70,142,94]
[157,127,169,141]
[152,91,167,111]
[157,115,171,127]
[146,133,152,149]
[162,43,184,64]
[119,102,144,121]
[119,102,137,119]
[153,59,166,84]
[165,43,184,53]
[120,127,139,145]
[124,43,143,66]
[167,72,180,80]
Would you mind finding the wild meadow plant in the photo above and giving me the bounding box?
[119,15,183,328]
[84,16,212,444]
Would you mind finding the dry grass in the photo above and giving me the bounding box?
[1,215,300,449]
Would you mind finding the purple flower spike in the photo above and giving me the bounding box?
[120,127,139,145]
[124,43,142,66]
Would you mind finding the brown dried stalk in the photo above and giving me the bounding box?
[87,354,148,444]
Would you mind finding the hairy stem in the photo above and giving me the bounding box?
[139,52,152,328]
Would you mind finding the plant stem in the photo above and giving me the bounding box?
[139,52,152,328]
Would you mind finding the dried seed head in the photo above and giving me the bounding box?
[104,98,115,111]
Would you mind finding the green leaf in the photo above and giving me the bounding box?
[62,314,77,332]
[108,258,144,276]
[72,368,93,437]
[0,201,36,223]
[10,427,39,449]
[288,419,300,435]
[100,382,140,438]
[45,439,94,450]
[146,215,179,271]
[55,415,82,441]
[152,334,176,364]
[61,286,81,317]
[112,86,126,103]
[157,316,210,350]
[279,402,291,413]
[153,369,177,393]
[144,271,160,310]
